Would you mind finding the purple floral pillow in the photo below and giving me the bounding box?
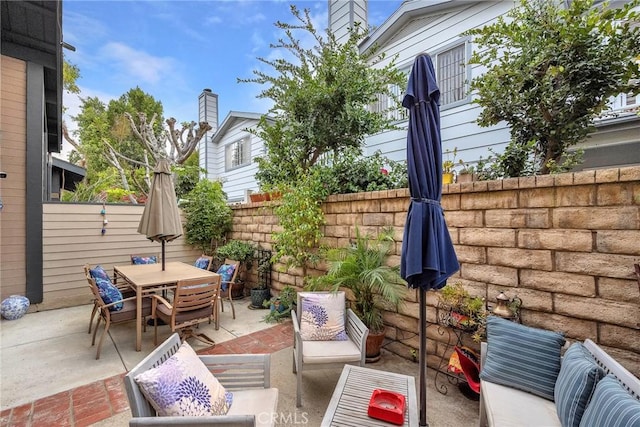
[134,342,230,416]
[131,255,157,265]
[299,292,348,341]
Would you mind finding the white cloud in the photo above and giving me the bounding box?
[206,16,223,25]
[99,42,176,85]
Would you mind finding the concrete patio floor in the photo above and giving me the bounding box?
[0,300,479,426]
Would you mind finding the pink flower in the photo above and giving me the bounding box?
[380,168,388,175]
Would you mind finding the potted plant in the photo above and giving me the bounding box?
[250,254,272,308]
[263,285,297,323]
[442,148,457,185]
[438,282,488,342]
[308,226,407,362]
[216,240,256,299]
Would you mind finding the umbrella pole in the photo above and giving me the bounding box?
[419,288,428,426]
[162,241,166,271]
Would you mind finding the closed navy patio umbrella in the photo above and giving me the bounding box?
[400,54,459,426]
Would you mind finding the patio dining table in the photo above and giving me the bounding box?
[114,261,220,351]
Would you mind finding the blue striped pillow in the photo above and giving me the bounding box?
[555,342,605,427]
[579,375,640,427]
[480,316,565,401]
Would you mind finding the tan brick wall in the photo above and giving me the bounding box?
[232,166,640,376]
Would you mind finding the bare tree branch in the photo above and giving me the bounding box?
[104,142,138,204]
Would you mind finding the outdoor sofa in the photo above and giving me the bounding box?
[479,316,640,427]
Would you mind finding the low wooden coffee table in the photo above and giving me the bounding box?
[321,364,418,426]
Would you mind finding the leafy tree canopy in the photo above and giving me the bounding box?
[240,5,406,187]
[71,87,164,201]
[467,0,640,176]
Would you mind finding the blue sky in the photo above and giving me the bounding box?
[62,0,403,154]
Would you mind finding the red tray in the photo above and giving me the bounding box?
[367,389,406,425]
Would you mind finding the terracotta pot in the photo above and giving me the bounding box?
[366,330,386,363]
[249,193,268,203]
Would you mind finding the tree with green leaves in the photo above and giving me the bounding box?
[66,86,209,202]
[240,5,406,187]
[467,0,640,176]
[69,87,164,202]
[182,179,232,254]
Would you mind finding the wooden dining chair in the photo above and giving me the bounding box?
[84,264,152,359]
[216,259,240,323]
[150,276,222,346]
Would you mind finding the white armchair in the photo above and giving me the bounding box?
[124,333,278,427]
[291,291,369,407]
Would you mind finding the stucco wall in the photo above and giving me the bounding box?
[230,166,640,376]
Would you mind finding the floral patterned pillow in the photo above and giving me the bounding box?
[89,266,123,311]
[299,292,348,341]
[131,255,157,265]
[194,257,211,270]
[134,341,231,416]
[216,264,236,291]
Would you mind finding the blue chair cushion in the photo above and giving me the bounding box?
[480,315,565,401]
[216,264,236,291]
[555,342,605,427]
[194,257,210,270]
[579,375,640,427]
[89,266,123,311]
[131,255,157,265]
[89,264,110,282]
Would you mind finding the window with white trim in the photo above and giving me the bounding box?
[435,43,467,107]
[225,138,250,171]
[369,80,408,122]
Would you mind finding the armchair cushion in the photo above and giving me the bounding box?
[301,340,362,364]
[134,341,230,417]
[89,266,123,311]
[555,342,605,427]
[299,292,348,341]
[480,316,565,401]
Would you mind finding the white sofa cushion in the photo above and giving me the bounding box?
[481,380,561,427]
[227,388,279,427]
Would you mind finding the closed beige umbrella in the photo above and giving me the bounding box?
[137,158,183,270]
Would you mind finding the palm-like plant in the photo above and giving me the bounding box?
[308,227,406,333]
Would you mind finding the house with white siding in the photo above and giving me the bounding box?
[198,89,270,203]
[199,0,640,202]
[355,0,640,171]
